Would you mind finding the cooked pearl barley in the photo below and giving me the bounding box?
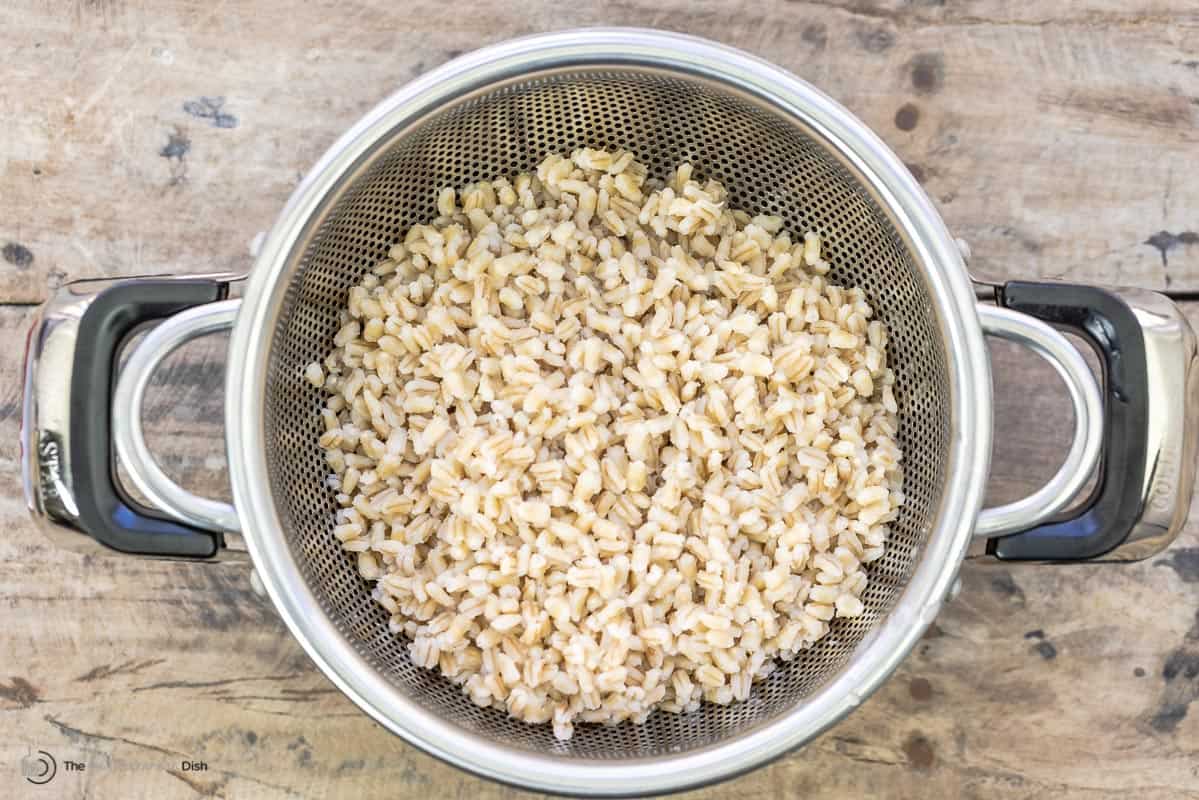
[310,150,902,740]
[304,362,325,388]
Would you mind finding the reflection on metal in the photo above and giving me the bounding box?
[23,281,101,555]
[973,305,1105,538]
[1103,289,1198,561]
[112,299,243,535]
[21,274,248,561]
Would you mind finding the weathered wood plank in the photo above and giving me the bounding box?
[1,300,1197,799]
[2,0,1197,302]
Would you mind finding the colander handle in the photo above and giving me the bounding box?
[985,282,1198,561]
[21,276,238,558]
[974,305,1105,539]
[112,299,243,537]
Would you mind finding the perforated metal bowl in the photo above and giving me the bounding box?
[224,31,1074,792]
[265,41,959,759]
[35,28,1199,797]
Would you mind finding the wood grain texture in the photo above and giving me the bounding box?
[2,2,1198,798]
[2,0,1198,301]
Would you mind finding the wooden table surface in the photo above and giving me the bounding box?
[3,1,1198,798]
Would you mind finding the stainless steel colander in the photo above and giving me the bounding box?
[23,29,1199,796]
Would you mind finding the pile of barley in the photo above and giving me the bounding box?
[307,150,902,740]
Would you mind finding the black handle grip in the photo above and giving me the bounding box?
[69,279,227,557]
[987,281,1148,560]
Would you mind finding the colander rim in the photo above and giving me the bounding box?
[225,27,991,796]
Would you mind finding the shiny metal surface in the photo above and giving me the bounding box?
[1102,288,1199,561]
[223,29,991,795]
[113,299,243,535]
[21,275,248,561]
[973,305,1105,538]
[22,282,93,554]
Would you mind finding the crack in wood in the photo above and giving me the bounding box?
[166,768,230,798]
[75,658,167,683]
[132,673,305,693]
[45,714,184,757]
